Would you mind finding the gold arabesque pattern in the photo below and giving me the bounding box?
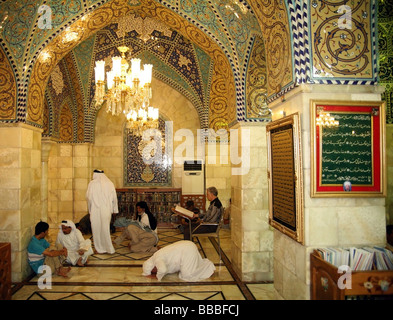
[26,0,235,132]
[250,0,293,97]
[59,101,73,142]
[0,46,16,120]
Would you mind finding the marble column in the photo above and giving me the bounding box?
[41,138,56,223]
[269,84,386,299]
[0,123,43,282]
[230,122,274,282]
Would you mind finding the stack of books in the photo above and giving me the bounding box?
[372,246,393,270]
[316,246,393,271]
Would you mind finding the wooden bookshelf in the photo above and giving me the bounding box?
[116,188,181,223]
[181,194,206,212]
[0,243,11,300]
[310,249,393,300]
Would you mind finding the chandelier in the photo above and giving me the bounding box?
[126,105,159,136]
[94,45,159,134]
[316,108,339,127]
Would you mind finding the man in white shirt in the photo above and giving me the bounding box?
[86,169,119,254]
[56,220,93,267]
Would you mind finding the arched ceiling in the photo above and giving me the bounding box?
[0,0,297,141]
[0,0,380,138]
[44,13,217,141]
[0,0,262,78]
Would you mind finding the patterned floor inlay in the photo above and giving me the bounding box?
[12,227,282,301]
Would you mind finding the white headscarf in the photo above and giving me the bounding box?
[56,220,90,252]
[86,171,118,214]
[60,220,77,233]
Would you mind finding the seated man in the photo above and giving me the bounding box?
[142,240,215,281]
[113,221,158,253]
[185,200,200,215]
[114,201,158,253]
[27,221,70,278]
[75,213,92,235]
[56,220,94,267]
[183,186,224,240]
[174,200,200,233]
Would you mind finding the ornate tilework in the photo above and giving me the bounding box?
[245,36,270,120]
[249,0,294,104]
[123,118,172,186]
[59,98,74,141]
[44,50,86,142]
[309,0,377,83]
[0,45,16,120]
[0,0,386,135]
[287,0,310,86]
[20,0,235,133]
[378,0,393,124]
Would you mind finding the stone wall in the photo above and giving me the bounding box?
[269,84,386,299]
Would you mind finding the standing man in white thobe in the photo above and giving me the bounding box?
[86,169,118,254]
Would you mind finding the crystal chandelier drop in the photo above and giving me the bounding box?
[94,45,159,134]
[316,108,339,127]
[94,46,153,116]
[126,104,159,135]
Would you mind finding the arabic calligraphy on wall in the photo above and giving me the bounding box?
[311,100,386,197]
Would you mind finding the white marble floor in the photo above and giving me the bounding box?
[12,227,284,301]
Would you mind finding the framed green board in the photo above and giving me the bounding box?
[310,100,386,197]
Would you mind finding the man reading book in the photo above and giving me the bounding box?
[183,187,223,240]
[174,200,200,233]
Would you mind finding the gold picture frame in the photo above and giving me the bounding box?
[310,100,386,198]
[266,112,304,244]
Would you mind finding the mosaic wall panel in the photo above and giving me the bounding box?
[19,0,235,134]
[123,118,172,186]
[44,51,85,142]
[63,52,85,142]
[0,45,16,120]
[309,0,377,83]
[250,0,294,101]
[72,35,96,107]
[0,0,273,131]
[91,15,210,125]
[59,100,74,142]
[0,0,385,135]
[378,0,393,124]
[246,35,270,120]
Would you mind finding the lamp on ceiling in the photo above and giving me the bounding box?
[126,105,159,136]
[316,107,339,127]
[94,45,159,134]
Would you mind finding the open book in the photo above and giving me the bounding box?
[174,205,195,218]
